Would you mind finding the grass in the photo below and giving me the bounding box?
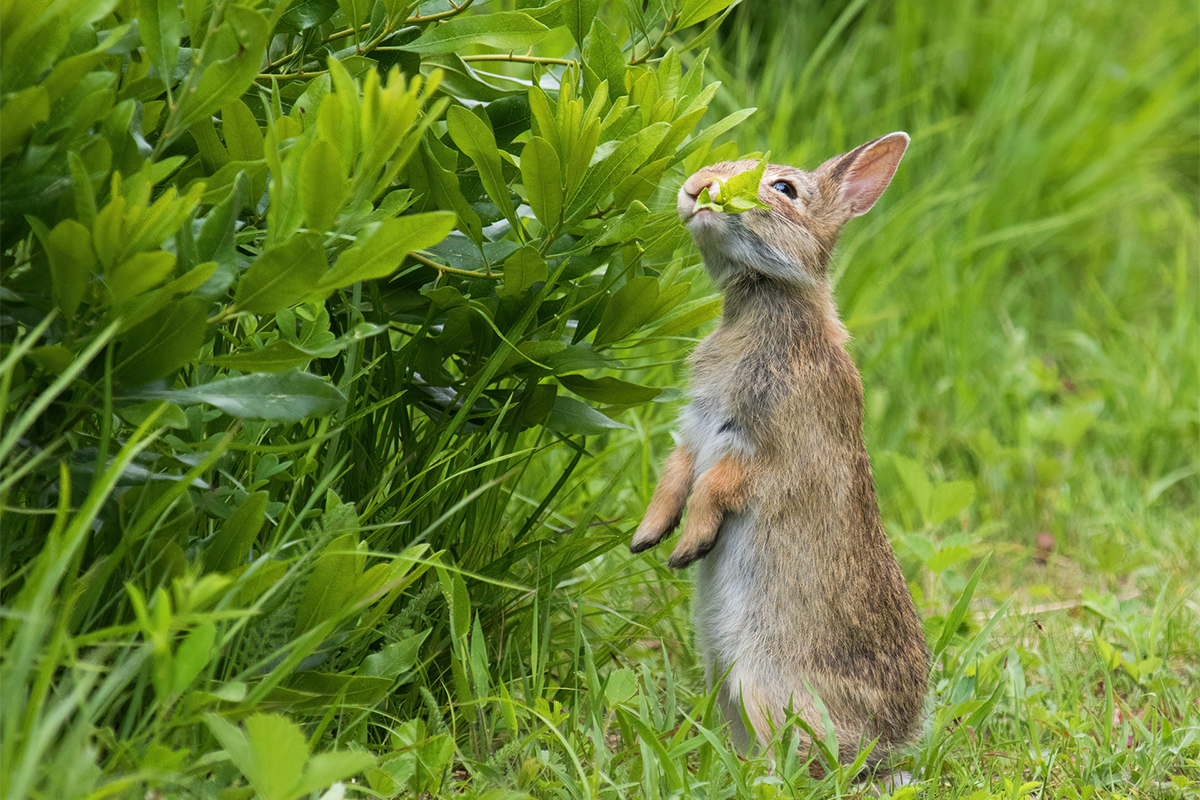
[2,0,1197,797]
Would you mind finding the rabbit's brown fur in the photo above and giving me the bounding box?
[631,133,928,770]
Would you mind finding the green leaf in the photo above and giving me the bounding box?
[204,716,255,789]
[438,567,471,644]
[934,556,989,658]
[558,374,661,405]
[693,153,770,214]
[561,0,600,47]
[520,136,562,232]
[116,297,209,384]
[295,751,378,798]
[174,6,269,133]
[568,122,670,222]
[927,544,973,574]
[244,713,309,800]
[584,18,625,102]
[124,371,348,421]
[677,107,757,164]
[336,0,369,32]
[206,491,269,572]
[300,138,345,231]
[362,630,430,680]
[402,12,549,54]
[46,219,95,317]
[28,345,74,375]
[139,0,181,90]
[294,533,362,635]
[545,396,629,435]
[928,480,976,527]
[203,322,388,372]
[648,295,722,339]
[542,343,612,374]
[117,261,218,332]
[889,452,933,525]
[233,232,327,314]
[170,622,216,694]
[416,137,483,245]
[603,667,638,707]
[593,276,660,347]
[499,245,547,297]
[221,99,265,162]
[110,251,176,305]
[204,339,320,373]
[317,211,456,292]
[677,0,737,30]
[446,105,519,231]
[0,85,49,159]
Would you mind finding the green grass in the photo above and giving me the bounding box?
[3,0,1197,797]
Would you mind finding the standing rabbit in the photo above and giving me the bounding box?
[631,133,928,773]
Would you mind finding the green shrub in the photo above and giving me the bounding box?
[0,0,747,796]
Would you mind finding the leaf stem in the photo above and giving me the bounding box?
[460,54,574,66]
[409,251,502,280]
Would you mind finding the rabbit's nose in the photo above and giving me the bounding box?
[684,178,721,202]
[678,176,721,219]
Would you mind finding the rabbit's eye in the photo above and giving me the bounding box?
[771,180,797,199]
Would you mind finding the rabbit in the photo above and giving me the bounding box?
[630,132,928,775]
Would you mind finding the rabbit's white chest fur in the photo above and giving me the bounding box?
[677,388,760,680]
[677,388,754,475]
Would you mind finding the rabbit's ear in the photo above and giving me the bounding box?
[816,132,909,219]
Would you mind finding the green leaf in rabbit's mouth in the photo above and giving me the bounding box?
[692,153,771,215]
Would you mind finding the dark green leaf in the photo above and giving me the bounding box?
[116,297,209,384]
[203,323,388,372]
[125,371,348,421]
[499,246,547,297]
[485,94,531,148]
[545,396,629,435]
[336,0,369,32]
[558,374,661,405]
[206,491,269,572]
[446,106,518,231]
[593,276,660,346]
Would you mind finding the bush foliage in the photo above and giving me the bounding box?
[2,0,747,796]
